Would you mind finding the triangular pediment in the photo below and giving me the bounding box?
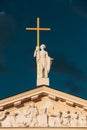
[0,86,87,127]
[0,85,87,110]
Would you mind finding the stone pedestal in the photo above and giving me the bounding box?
[37,78,49,86]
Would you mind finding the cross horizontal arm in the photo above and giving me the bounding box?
[26,28,51,31]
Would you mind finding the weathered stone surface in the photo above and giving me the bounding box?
[0,86,87,127]
[0,102,87,127]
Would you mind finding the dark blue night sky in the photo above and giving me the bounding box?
[0,0,87,100]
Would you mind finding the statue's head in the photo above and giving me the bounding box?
[14,109,21,116]
[40,44,46,49]
[29,103,35,108]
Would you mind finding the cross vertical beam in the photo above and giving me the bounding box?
[37,18,40,47]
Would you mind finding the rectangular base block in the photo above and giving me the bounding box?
[37,78,49,86]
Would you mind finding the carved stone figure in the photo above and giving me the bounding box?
[25,104,38,116]
[48,116,55,127]
[1,112,12,127]
[54,111,62,127]
[70,112,78,127]
[37,107,48,127]
[34,44,53,78]
[14,109,25,127]
[61,110,71,127]
[10,116,17,127]
[42,99,52,110]
[78,112,87,127]
[24,104,38,127]
[48,111,62,127]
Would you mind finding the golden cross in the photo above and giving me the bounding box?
[25,18,51,78]
[25,17,51,47]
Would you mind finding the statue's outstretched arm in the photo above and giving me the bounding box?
[51,58,54,60]
[34,46,40,57]
[46,52,54,60]
[34,50,36,57]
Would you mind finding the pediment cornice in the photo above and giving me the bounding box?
[0,86,87,111]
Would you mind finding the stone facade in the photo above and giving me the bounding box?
[0,86,87,127]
